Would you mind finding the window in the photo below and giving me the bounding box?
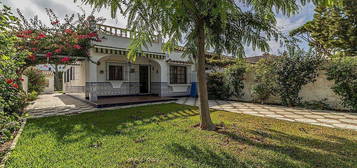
[170,66,187,84]
[108,65,123,80]
[66,69,70,82]
[70,67,73,80]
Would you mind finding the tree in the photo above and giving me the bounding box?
[291,0,356,57]
[79,0,336,130]
[273,49,323,106]
[14,9,105,90]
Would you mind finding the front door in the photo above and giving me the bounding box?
[139,65,149,93]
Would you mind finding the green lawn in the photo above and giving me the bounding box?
[5,103,357,168]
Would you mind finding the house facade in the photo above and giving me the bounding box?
[63,24,196,102]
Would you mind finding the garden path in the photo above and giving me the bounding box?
[26,94,357,131]
[177,97,357,131]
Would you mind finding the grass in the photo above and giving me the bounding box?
[5,103,357,168]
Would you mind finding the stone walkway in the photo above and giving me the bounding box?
[26,93,96,118]
[27,94,357,131]
[26,93,176,118]
[176,97,357,131]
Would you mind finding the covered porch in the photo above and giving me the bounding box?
[83,46,193,103]
[68,93,177,108]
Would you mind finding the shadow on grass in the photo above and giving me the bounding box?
[26,103,199,144]
[217,128,357,168]
[166,143,245,168]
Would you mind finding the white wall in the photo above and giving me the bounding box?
[236,70,346,110]
[21,75,28,94]
[43,75,54,94]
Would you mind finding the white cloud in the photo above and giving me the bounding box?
[5,0,315,57]
[4,0,127,27]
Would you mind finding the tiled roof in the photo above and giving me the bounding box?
[245,53,278,63]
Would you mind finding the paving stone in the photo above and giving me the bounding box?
[333,124,357,130]
[324,115,347,119]
[294,112,313,115]
[295,118,318,123]
[265,114,284,118]
[304,114,325,119]
[250,114,265,117]
[284,114,305,119]
[276,118,295,122]
[339,119,357,124]
[310,123,334,128]
[344,115,357,119]
[316,119,341,124]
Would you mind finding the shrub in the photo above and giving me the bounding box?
[24,67,47,93]
[27,90,39,101]
[326,57,357,111]
[223,60,247,99]
[273,50,323,106]
[251,57,277,103]
[207,72,229,100]
[0,112,21,144]
[0,5,27,145]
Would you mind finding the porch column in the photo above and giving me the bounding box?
[158,60,168,97]
[88,61,98,102]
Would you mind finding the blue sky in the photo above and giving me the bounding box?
[3,0,315,57]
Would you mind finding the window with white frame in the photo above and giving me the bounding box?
[108,64,123,80]
[170,66,187,84]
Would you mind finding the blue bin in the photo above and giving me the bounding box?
[190,82,197,97]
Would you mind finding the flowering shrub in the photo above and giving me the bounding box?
[15,9,105,67]
[0,5,27,145]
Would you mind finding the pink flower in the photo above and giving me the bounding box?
[12,83,19,89]
[28,54,36,61]
[16,34,25,38]
[73,44,81,49]
[77,35,89,39]
[19,78,24,81]
[51,20,59,25]
[22,30,33,34]
[88,32,97,37]
[64,29,73,34]
[36,33,47,40]
[54,48,62,53]
[46,52,53,58]
[6,79,13,84]
[60,57,71,62]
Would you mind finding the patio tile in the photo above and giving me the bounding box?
[310,123,334,128]
[316,119,341,124]
[332,124,357,130]
[324,115,347,119]
[339,119,357,124]
[303,115,325,119]
[276,118,295,122]
[295,118,318,123]
[284,114,305,119]
[265,114,284,118]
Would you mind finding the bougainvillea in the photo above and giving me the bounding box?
[15,9,105,67]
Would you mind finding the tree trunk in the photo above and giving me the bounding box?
[196,18,216,131]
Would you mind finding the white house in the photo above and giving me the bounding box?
[63,24,196,102]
